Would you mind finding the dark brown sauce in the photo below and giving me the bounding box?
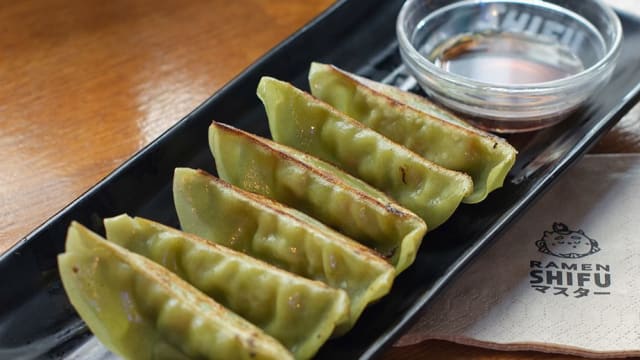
[431,32,584,85]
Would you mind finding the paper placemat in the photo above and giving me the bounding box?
[396,154,640,358]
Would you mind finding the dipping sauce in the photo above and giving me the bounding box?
[430,32,585,85]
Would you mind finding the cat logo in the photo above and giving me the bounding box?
[536,222,600,259]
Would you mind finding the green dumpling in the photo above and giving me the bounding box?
[308,62,517,204]
[173,168,395,334]
[257,76,473,230]
[104,214,350,360]
[209,122,427,274]
[58,222,292,360]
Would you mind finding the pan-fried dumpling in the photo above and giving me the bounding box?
[104,214,349,360]
[173,168,395,334]
[209,122,427,274]
[308,62,517,203]
[257,77,473,230]
[58,222,292,360]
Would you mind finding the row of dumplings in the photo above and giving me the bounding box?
[58,63,517,359]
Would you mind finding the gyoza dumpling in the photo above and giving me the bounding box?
[173,168,394,334]
[58,222,292,360]
[308,62,517,203]
[104,214,349,360]
[257,77,473,230]
[209,122,427,274]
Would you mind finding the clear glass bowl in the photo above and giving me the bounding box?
[397,0,622,133]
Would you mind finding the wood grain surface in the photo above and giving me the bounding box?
[1,0,638,359]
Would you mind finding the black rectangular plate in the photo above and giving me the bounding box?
[2,0,640,359]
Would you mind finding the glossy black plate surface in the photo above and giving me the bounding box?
[2,0,640,358]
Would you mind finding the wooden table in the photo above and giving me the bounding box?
[1,0,638,358]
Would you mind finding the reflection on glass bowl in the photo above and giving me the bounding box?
[397,0,622,133]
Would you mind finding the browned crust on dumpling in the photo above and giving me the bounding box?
[319,63,515,151]
[211,122,419,220]
[255,84,476,187]
[191,166,394,263]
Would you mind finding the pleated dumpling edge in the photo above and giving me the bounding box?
[258,76,474,230]
[58,221,293,360]
[308,62,517,204]
[172,167,395,335]
[208,121,427,274]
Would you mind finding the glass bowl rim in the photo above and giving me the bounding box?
[396,0,623,93]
